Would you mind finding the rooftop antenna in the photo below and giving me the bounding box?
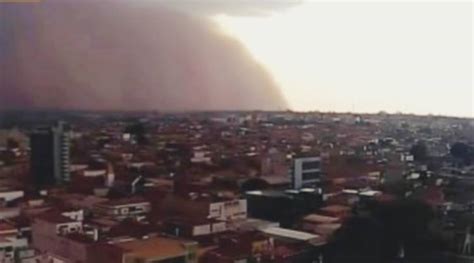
[318,253,324,263]
[105,163,115,188]
[462,224,472,255]
[397,242,405,259]
[131,175,143,194]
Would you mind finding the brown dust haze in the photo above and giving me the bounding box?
[0,1,287,111]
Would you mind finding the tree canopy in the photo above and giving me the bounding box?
[328,198,438,263]
[410,142,428,162]
[450,142,473,165]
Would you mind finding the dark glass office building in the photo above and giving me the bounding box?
[30,121,71,187]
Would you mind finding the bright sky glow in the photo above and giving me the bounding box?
[214,1,473,117]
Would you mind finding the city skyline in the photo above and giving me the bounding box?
[0,2,474,261]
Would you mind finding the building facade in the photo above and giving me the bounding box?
[291,156,322,189]
[30,122,71,187]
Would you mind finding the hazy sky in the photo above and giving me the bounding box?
[210,1,473,117]
[1,0,472,117]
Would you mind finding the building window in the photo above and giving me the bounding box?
[302,161,320,170]
[57,225,69,235]
[302,171,320,181]
[120,207,129,215]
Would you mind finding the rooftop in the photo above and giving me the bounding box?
[303,214,339,224]
[113,236,194,260]
[0,222,17,233]
[320,205,351,213]
[36,212,78,224]
[260,227,319,242]
[98,197,150,207]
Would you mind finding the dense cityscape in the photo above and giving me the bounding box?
[0,1,471,262]
[0,111,473,262]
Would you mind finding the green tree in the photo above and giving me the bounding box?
[450,142,473,165]
[410,142,428,162]
[241,178,269,192]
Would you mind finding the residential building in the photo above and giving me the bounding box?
[93,198,151,221]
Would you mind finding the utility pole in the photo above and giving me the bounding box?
[462,224,472,255]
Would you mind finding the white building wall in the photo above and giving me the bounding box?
[0,190,24,202]
[292,157,321,189]
[192,225,211,236]
[209,199,247,221]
